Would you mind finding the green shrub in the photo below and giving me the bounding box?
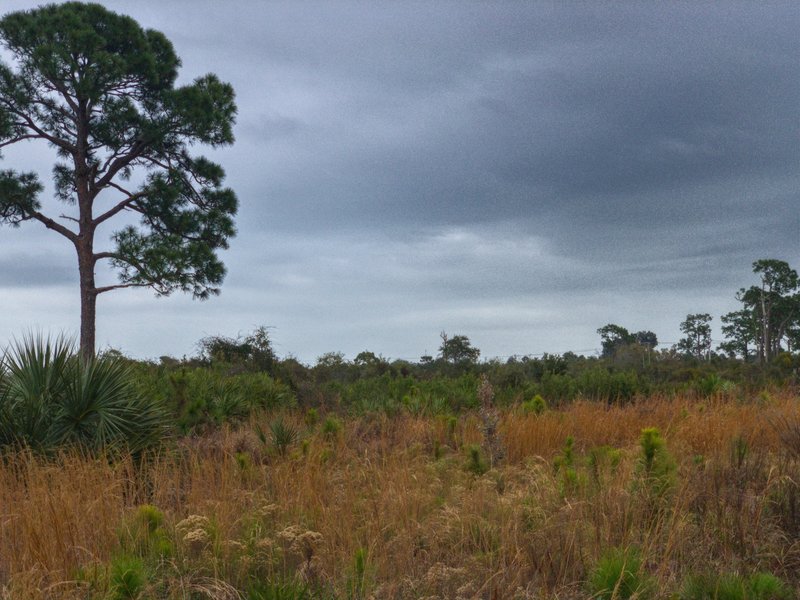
[120,504,172,558]
[588,445,622,486]
[447,415,459,446]
[694,373,735,398]
[109,554,148,600]
[322,416,342,440]
[465,444,488,476]
[521,394,547,415]
[681,572,792,600]
[540,371,576,404]
[132,365,295,432]
[554,436,584,496]
[0,335,165,453]
[637,427,675,497]
[269,418,299,457]
[587,547,651,600]
[304,407,319,428]
[577,367,641,404]
[247,580,312,600]
[747,572,792,600]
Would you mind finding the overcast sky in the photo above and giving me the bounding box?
[1,1,798,363]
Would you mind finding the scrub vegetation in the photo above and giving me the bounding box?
[0,330,799,599]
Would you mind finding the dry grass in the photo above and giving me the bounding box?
[1,393,799,599]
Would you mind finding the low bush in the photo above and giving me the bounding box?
[0,335,165,453]
[587,547,652,599]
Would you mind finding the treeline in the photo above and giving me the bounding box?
[597,259,799,361]
[127,339,795,436]
[114,259,798,431]
[2,260,797,453]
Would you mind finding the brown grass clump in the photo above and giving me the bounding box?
[1,392,799,599]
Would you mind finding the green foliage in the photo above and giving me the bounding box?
[554,436,584,496]
[109,554,148,600]
[346,547,369,600]
[747,573,793,600]
[681,571,792,600]
[522,393,547,415]
[120,504,172,558]
[576,367,642,404]
[438,332,480,364]
[720,309,759,360]
[322,416,342,440]
[339,373,478,416]
[465,444,488,476]
[198,326,277,373]
[694,373,733,397]
[677,313,714,360]
[132,365,294,432]
[304,408,319,428]
[0,2,239,356]
[247,580,312,600]
[539,371,577,404]
[639,428,663,473]
[269,418,298,457]
[587,547,651,600]
[597,324,634,358]
[554,436,575,471]
[637,427,675,498]
[0,335,165,453]
[588,445,622,486]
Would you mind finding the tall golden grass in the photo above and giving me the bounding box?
[1,392,798,599]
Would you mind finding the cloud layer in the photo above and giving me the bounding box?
[1,1,798,361]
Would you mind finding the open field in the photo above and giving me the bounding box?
[1,392,799,599]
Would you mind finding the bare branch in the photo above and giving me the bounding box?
[94,282,146,295]
[93,140,148,190]
[0,134,42,148]
[93,251,121,263]
[92,184,148,225]
[0,103,77,154]
[31,211,77,242]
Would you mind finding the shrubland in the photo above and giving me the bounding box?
[0,334,799,599]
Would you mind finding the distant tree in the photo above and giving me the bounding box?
[719,309,758,360]
[313,351,350,384]
[676,313,713,360]
[0,3,237,359]
[354,350,378,367]
[597,324,634,358]
[316,352,347,369]
[354,350,389,376]
[198,326,276,372]
[438,331,480,364]
[787,322,800,353]
[633,330,658,349]
[736,259,799,363]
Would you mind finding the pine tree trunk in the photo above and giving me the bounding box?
[77,242,96,361]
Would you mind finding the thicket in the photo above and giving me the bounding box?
[135,328,797,428]
[1,331,797,450]
[1,333,799,598]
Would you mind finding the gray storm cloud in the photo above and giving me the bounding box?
[0,1,797,361]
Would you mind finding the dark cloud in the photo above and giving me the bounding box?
[0,1,798,360]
